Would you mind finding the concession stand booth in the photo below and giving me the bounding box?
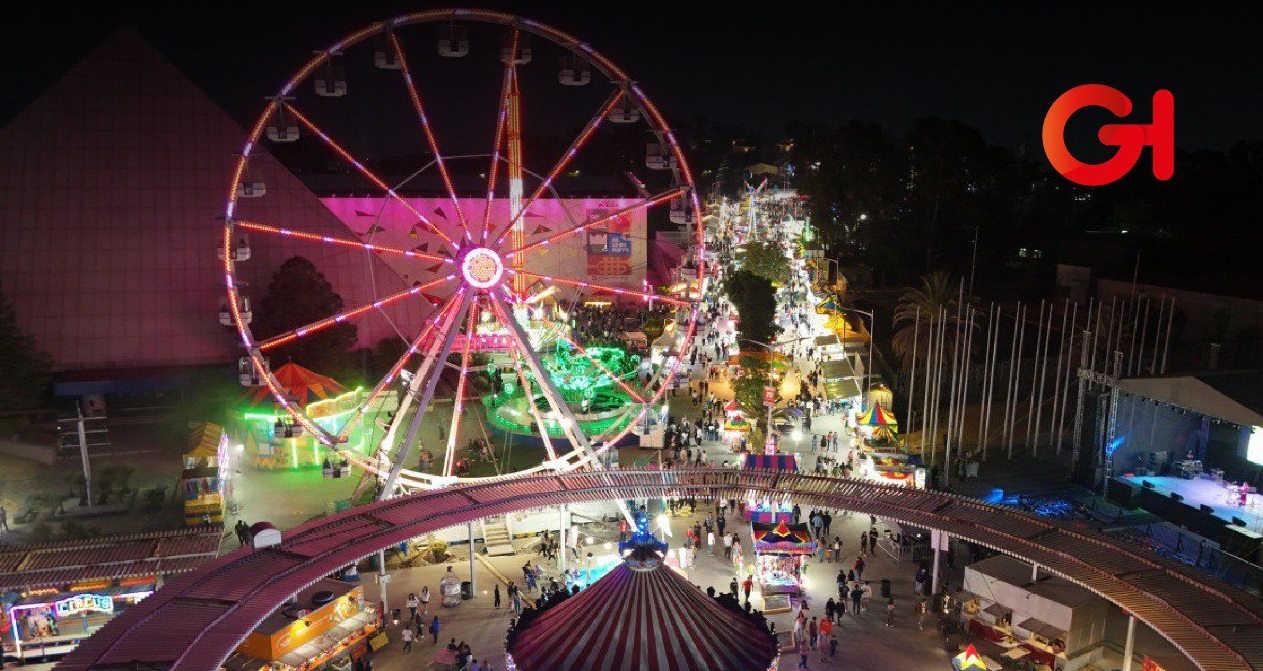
[181,422,231,526]
[741,454,797,523]
[1,527,221,664]
[963,556,1109,671]
[750,521,815,611]
[223,579,380,671]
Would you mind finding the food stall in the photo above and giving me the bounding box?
[181,422,230,526]
[751,522,815,611]
[742,454,797,522]
[722,398,752,449]
[223,579,379,671]
[963,556,1109,671]
[857,451,921,488]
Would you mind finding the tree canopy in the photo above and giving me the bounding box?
[0,283,52,410]
[738,240,791,286]
[255,256,357,374]
[724,269,779,348]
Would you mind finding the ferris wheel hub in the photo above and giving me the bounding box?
[460,247,505,289]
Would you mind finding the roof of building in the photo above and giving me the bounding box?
[507,560,777,671]
[966,555,1101,608]
[0,27,423,372]
[0,526,222,591]
[1117,370,1263,428]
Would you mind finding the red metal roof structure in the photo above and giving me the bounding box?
[0,527,222,591]
[56,470,1263,671]
[507,560,776,671]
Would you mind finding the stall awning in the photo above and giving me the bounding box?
[983,603,1012,618]
[814,334,840,348]
[1017,617,1064,639]
[752,521,816,554]
[824,378,861,401]
[743,454,797,471]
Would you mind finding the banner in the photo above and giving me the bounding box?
[586,208,632,276]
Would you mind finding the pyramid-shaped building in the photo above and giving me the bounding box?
[0,27,424,373]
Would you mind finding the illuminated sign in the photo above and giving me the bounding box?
[1043,84,1174,186]
[54,594,114,618]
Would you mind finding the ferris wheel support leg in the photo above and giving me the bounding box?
[381,291,473,497]
[490,294,635,526]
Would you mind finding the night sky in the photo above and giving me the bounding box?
[2,2,1261,152]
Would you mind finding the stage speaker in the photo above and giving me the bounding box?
[1170,492,1184,502]
[1200,504,1215,513]
[1142,481,1155,489]
[1234,517,1247,527]
[1108,477,1140,510]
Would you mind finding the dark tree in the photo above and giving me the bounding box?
[0,283,52,410]
[724,269,779,347]
[255,257,357,372]
[738,240,791,286]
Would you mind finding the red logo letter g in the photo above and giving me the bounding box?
[1042,84,1174,186]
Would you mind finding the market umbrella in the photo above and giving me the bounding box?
[242,362,348,409]
[953,644,989,670]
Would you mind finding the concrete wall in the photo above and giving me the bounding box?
[0,438,56,466]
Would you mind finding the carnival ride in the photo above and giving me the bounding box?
[221,10,705,492]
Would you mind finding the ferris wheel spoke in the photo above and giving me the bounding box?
[257,274,456,351]
[505,270,693,307]
[381,289,474,496]
[441,296,481,477]
[506,347,560,463]
[504,187,685,258]
[285,105,459,250]
[556,332,646,404]
[491,294,635,523]
[235,220,453,265]
[481,35,517,244]
[489,89,628,250]
[389,32,473,245]
[335,293,463,444]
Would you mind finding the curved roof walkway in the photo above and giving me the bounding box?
[57,469,1263,671]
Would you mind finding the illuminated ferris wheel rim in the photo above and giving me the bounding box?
[222,9,706,490]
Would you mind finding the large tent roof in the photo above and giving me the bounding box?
[1117,371,1263,428]
[241,362,346,408]
[507,561,776,671]
[858,402,898,427]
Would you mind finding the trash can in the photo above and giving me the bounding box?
[880,578,892,598]
[460,581,473,600]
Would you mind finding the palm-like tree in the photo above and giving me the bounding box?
[891,271,971,369]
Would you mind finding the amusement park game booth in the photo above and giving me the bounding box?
[180,422,230,526]
[223,579,380,671]
[751,521,815,613]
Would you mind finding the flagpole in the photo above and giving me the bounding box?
[1055,301,1079,455]
[907,306,920,455]
[981,303,1000,461]
[1049,299,1069,453]
[1001,303,1019,461]
[920,308,933,458]
[958,307,976,456]
[1033,300,1054,456]
[1007,303,1026,459]
[1026,299,1046,450]
[975,304,994,458]
[944,283,965,486]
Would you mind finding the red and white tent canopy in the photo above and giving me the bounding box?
[507,561,777,671]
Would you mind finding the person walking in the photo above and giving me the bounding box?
[797,636,811,669]
[817,629,829,663]
[808,617,819,649]
[824,597,836,623]
[717,510,726,539]
[850,583,863,616]
[420,585,430,616]
[886,597,897,627]
[859,531,869,556]
[854,555,866,581]
[400,624,414,652]
[0,505,8,532]
[729,577,739,599]
[742,575,754,603]
[707,529,716,556]
[494,584,501,610]
[405,593,419,624]
[917,597,928,630]
[723,532,733,559]
[428,615,441,645]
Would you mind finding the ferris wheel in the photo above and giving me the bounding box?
[222,9,705,493]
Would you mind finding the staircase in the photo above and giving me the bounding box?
[480,515,515,556]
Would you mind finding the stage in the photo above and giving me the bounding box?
[1118,474,1263,535]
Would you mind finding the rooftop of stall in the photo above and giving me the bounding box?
[229,578,373,669]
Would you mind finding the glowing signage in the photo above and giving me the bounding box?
[54,594,114,618]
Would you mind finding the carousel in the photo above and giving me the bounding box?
[236,362,365,470]
[505,512,777,671]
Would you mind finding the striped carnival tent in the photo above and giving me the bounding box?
[241,362,347,409]
[743,453,797,471]
[506,555,778,671]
